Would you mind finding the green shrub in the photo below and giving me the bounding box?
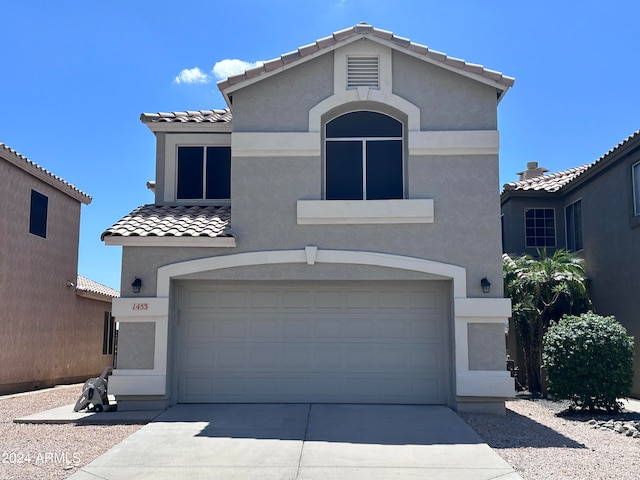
[543,312,634,412]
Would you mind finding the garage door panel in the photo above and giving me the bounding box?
[180,373,447,403]
[177,281,450,404]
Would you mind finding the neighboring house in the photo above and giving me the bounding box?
[0,143,119,395]
[102,23,515,413]
[501,130,640,397]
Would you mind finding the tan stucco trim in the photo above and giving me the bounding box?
[297,199,434,224]
[109,297,169,396]
[408,130,499,156]
[156,249,467,298]
[232,132,320,157]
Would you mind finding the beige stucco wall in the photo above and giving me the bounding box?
[0,159,113,394]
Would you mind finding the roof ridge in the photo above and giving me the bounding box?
[504,129,640,193]
[0,143,92,202]
[217,22,514,92]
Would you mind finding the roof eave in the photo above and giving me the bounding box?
[103,235,236,247]
[1,146,92,204]
[142,121,233,133]
[75,289,118,302]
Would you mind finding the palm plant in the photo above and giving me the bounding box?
[503,249,591,394]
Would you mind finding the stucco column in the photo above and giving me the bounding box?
[109,297,169,397]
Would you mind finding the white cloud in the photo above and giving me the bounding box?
[212,59,264,80]
[174,67,210,84]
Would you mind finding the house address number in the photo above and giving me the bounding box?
[132,303,149,310]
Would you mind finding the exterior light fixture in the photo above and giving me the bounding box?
[131,277,142,294]
[480,277,491,294]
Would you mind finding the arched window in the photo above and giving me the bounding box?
[325,111,403,200]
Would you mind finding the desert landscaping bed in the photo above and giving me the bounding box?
[0,384,142,480]
[460,397,640,479]
[2,385,640,479]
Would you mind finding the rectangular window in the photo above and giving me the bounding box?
[565,200,583,251]
[326,141,363,200]
[102,311,115,355]
[29,190,48,238]
[177,146,231,200]
[366,140,403,200]
[525,208,556,248]
[633,162,640,216]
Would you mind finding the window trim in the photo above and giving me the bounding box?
[524,207,556,249]
[324,110,405,200]
[175,145,231,202]
[164,133,231,204]
[565,199,583,252]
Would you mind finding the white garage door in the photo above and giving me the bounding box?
[176,281,451,404]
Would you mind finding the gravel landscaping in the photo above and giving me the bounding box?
[2,384,640,479]
[460,397,640,479]
[0,384,142,480]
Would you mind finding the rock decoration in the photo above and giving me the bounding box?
[588,419,640,438]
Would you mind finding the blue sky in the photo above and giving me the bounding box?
[2,1,638,291]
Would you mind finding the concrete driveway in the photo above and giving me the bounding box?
[69,404,521,480]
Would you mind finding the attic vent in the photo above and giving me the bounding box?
[347,56,379,88]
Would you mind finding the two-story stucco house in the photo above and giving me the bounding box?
[0,143,118,395]
[501,130,640,397]
[103,23,514,413]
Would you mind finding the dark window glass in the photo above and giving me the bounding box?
[325,111,404,200]
[525,208,555,248]
[326,141,363,200]
[29,190,48,238]
[102,311,112,355]
[326,111,402,138]
[366,140,403,199]
[177,147,204,199]
[566,200,583,251]
[206,147,231,199]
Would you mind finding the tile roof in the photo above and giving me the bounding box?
[101,204,232,240]
[502,163,595,193]
[503,130,640,194]
[76,275,120,299]
[0,143,92,204]
[140,109,232,124]
[217,22,515,94]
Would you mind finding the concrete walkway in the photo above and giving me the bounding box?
[67,404,522,480]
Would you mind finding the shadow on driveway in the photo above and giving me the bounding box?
[161,404,486,445]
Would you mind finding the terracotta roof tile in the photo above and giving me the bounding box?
[101,204,232,240]
[0,143,91,203]
[503,164,594,193]
[139,109,232,124]
[503,130,640,194]
[217,22,515,93]
[76,275,120,298]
